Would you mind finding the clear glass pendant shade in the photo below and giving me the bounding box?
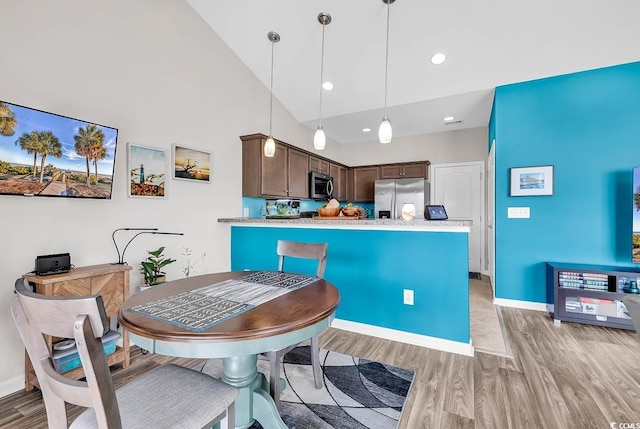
[264,136,276,157]
[314,127,326,150]
[378,117,392,144]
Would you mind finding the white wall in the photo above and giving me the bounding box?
[338,127,488,167]
[0,0,337,396]
[0,0,487,397]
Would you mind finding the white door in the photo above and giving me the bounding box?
[487,143,496,295]
[431,161,485,274]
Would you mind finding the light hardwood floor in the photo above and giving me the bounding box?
[3,307,640,428]
[469,276,511,357]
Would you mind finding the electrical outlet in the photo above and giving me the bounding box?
[403,289,414,305]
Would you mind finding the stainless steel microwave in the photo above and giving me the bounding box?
[309,171,333,200]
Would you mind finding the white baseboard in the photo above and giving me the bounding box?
[0,375,25,399]
[331,319,474,357]
[494,298,547,312]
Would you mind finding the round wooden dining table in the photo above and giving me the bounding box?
[118,271,340,429]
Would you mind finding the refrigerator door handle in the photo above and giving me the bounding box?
[391,186,397,219]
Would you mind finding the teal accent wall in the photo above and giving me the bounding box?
[242,197,266,218]
[494,62,640,303]
[231,226,470,343]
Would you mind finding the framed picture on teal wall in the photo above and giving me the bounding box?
[510,165,554,196]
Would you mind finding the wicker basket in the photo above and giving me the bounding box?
[341,206,361,217]
[317,207,340,217]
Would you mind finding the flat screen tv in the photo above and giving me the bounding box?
[0,100,118,199]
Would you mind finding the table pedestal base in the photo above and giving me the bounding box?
[223,355,287,429]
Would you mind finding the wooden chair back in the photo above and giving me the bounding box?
[11,278,121,429]
[276,240,328,279]
[624,295,640,338]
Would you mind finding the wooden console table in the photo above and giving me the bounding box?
[23,263,132,391]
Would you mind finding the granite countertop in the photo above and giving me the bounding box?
[218,217,472,229]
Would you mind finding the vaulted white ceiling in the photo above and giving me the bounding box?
[187,0,640,144]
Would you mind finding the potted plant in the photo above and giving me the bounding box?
[140,246,176,286]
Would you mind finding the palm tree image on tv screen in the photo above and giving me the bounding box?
[0,100,118,199]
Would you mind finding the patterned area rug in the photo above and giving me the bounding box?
[202,346,415,429]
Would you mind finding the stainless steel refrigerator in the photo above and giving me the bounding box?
[374,178,430,219]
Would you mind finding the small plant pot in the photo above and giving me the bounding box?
[140,276,166,293]
[152,275,166,284]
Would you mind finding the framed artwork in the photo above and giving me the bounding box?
[127,144,167,198]
[510,165,554,196]
[172,144,211,182]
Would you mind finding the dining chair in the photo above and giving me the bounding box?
[266,240,328,409]
[624,295,640,337]
[11,277,238,429]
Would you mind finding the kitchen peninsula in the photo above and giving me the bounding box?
[218,217,473,355]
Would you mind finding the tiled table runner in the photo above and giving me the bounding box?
[127,271,318,332]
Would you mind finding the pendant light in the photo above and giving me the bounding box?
[264,31,280,157]
[314,12,331,151]
[379,0,395,144]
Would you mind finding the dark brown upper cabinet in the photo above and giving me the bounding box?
[241,134,309,198]
[379,162,430,179]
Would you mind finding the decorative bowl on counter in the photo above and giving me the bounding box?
[317,207,340,217]
[341,205,361,217]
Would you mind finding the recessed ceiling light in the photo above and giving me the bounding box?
[431,53,446,65]
[362,128,371,133]
[322,81,334,91]
[444,116,454,121]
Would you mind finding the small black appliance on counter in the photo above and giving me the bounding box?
[425,205,448,220]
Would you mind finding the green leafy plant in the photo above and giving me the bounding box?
[140,246,176,285]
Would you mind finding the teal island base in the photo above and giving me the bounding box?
[227,221,472,355]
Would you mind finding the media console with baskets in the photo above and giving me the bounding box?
[547,262,640,330]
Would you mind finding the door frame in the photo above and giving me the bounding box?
[488,143,496,297]
[430,161,486,275]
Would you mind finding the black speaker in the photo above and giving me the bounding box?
[425,205,448,220]
[35,253,71,276]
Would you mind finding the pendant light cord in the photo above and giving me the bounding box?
[383,0,390,118]
[269,38,275,136]
[318,22,325,127]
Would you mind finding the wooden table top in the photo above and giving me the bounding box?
[118,271,340,343]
